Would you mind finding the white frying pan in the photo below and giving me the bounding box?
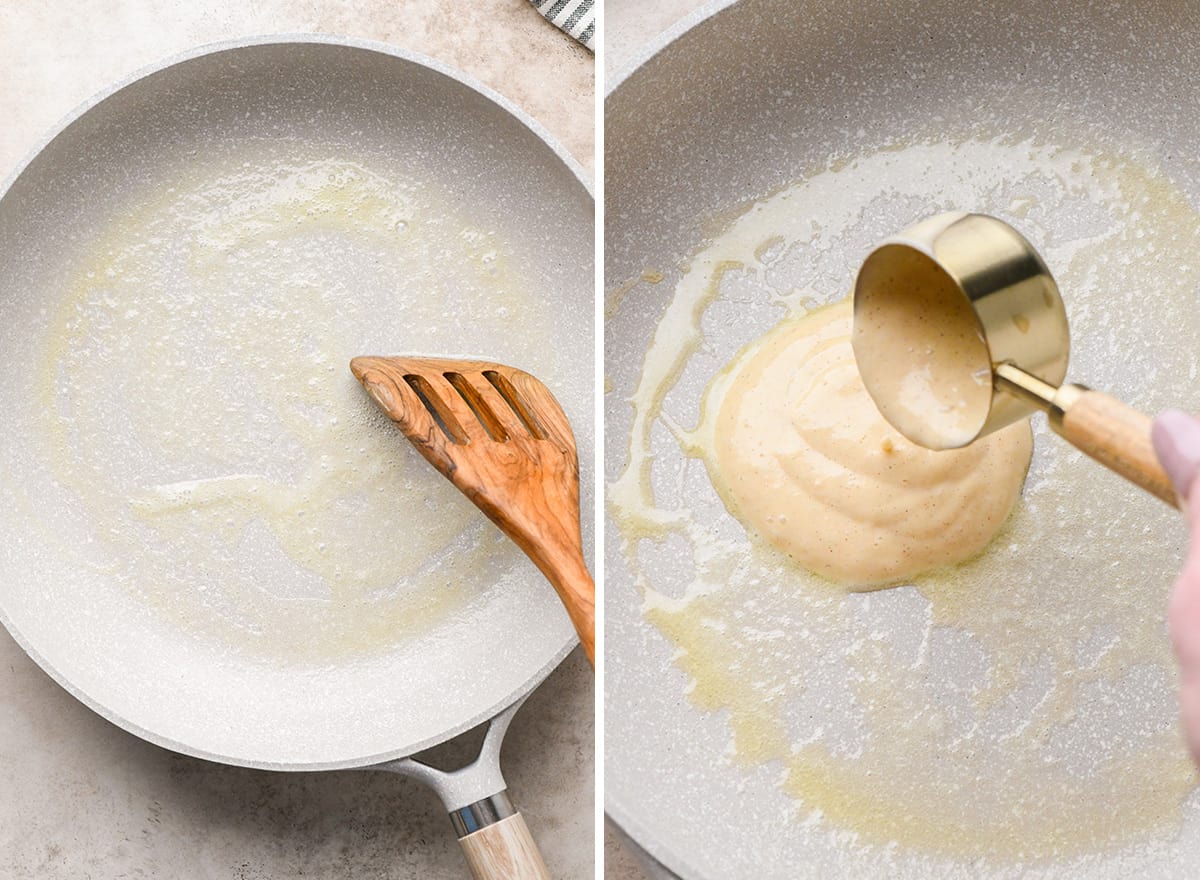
[607,1,1200,877]
[0,36,592,877]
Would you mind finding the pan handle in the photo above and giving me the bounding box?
[373,696,554,879]
[455,801,551,879]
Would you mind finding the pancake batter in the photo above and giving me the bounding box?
[852,244,994,449]
[707,301,1031,588]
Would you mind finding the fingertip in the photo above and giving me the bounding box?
[1153,410,1200,505]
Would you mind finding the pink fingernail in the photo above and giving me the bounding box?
[1152,409,1200,501]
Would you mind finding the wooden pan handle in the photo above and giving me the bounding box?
[459,812,551,879]
[1056,387,1178,507]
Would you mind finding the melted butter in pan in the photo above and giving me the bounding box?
[35,154,538,663]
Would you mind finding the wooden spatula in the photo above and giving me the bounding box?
[349,356,595,666]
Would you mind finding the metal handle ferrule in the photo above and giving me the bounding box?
[449,790,516,838]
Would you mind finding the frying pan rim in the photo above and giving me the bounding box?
[607,799,707,880]
[0,34,590,772]
[604,4,746,877]
[604,0,737,97]
[0,33,594,201]
[1,615,579,773]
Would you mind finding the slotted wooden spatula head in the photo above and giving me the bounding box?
[349,356,594,665]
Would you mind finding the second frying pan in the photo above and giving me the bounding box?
[606,1,1200,877]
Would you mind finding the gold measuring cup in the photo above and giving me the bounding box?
[852,211,1177,507]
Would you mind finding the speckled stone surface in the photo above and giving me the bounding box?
[604,6,712,879]
[0,3,593,878]
[605,0,711,88]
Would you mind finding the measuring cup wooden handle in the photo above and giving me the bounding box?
[459,812,552,879]
[1055,387,1178,507]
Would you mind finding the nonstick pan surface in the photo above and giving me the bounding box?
[0,36,593,770]
[606,1,1200,876]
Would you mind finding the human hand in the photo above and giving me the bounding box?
[1152,409,1200,764]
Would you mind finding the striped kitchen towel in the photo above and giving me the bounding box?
[530,0,595,51]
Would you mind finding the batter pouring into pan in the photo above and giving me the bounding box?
[704,299,1031,588]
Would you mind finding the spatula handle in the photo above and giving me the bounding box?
[541,551,595,666]
[459,812,551,880]
[1054,386,1178,507]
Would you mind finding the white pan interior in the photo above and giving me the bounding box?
[607,1,1200,877]
[0,37,592,769]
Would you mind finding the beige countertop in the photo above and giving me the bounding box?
[0,0,593,177]
[604,1,713,878]
[0,2,593,879]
